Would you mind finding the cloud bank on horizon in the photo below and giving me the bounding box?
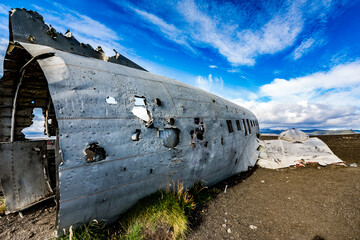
[0,0,359,132]
[232,61,360,129]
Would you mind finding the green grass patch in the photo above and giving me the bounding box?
[0,196,5,215]
[189,182,216,207]
[59,181,213,240]
[59,220,109,240]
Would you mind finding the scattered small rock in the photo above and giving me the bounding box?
[261,180,265,183]
[227,228,231,233]
[249,225,257,230]
[349,163,357,167]
[222,224,226,228]
[313,235,326,240]
[28,232,35,238]
[317,167,321,170]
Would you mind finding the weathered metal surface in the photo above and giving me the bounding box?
[20,42,260,232]
[0,8,261,234]
[0,141,54,213]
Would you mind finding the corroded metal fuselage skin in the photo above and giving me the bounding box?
[0,8,260,233]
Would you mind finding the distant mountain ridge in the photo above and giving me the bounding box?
[261,129,360,135]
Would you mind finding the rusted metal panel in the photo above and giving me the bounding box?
[0,141,54,213]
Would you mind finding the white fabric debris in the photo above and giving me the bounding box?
[249,225,257,230]
[106,96,118,104]
[257,137,343,169]
[350,163,358,167]
[278,128,309,142]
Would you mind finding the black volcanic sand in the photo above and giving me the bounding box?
[0,134,359,240]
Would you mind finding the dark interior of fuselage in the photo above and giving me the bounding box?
[1,44,59,194]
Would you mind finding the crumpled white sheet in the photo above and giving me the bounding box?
[278,128,309,142]
[257,137,343,169]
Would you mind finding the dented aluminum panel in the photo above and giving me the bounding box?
[0,141,53,212]
[0,8,260,234]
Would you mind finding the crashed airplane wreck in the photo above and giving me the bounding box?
[0,8,260,233]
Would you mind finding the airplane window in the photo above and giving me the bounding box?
[246,119,252,134]
[226,120,234,133]
[242,119,248,136]
[236,120,241,131]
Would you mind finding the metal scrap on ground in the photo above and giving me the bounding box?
[258,129,344,169]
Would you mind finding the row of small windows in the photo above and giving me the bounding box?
[226,118,258,136]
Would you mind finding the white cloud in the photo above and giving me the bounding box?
[292,37,316,60]
[177,0,302,65]
[196,74,223,92]
[231,61,360,129]
[0,3,10,15]
[119,0,338,66]
[0,37,8,77]
[0,55,3,77]
[227,68,242,73]
[22,108,45,135]
[260,61,360,102]
[194,73,258,102]
[233,99,358,129]
[291,34,326,60]
[209,65,217,68]
[0,4,126,76]
[0,38,7,52]
[129,7,196,53]
[0,4,9,36]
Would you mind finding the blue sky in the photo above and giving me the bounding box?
[0,0,360,130]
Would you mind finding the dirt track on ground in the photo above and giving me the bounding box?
[0,134,359,240]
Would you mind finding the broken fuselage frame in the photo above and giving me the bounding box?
[0,8,260,233]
